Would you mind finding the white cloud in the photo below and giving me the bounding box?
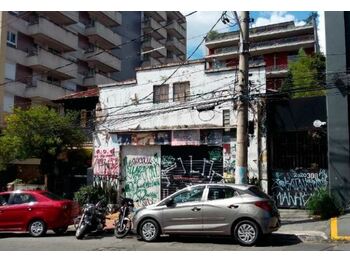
[253,11,306,27]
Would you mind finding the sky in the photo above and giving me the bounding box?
[186,11,325,60]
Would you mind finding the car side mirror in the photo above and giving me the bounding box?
[165,198,174,207]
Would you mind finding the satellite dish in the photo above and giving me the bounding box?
[313,120,326,128]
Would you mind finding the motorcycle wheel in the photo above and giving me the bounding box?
[114,219,130,238]
[75,221,88,240]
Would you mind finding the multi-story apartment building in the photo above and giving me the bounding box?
[0,11,186,126]
[205,20,318,91]
[141,11,186,67]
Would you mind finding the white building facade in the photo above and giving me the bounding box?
[94,60,267,206]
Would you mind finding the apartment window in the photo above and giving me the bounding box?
[7,31,17,48]
[153,84,169,103]
[173,81,190,102]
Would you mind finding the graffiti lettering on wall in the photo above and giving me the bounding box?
[92,147,119,178]
[124,154,160,207]
[271,169,328,208]
[160,146,223,199]
[171,130,200,146]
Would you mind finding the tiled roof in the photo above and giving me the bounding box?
[54,88,99,101]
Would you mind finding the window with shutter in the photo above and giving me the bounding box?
[153,85,169,103]
[173,81,190,102]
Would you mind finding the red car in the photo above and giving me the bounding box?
[0,190,80,237]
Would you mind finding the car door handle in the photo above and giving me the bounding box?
[27,207,32,211]
[191,207,201,212]
[228,204,239,209]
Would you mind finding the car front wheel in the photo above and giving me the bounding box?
[139,219,159,242]
[28,220,47,237]
[234,220,260,246]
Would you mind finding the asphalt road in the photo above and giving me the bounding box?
[0,229,349,251]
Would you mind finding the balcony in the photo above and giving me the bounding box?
[5,82,27,98]
[206,35,315,60]
[265,64,289,77]
[37,12,78,25]
[27,17,78,52]
[85,21,122,50]
[26,48,78,80]
[83,48,121,72]
[83,73,115,87]
[141,56,162,68]
[88,11,122,27]
[142,38,166,58]
[24,79,73,101]
[144,11,166,22]
[6,46,27,65]
[166,38,186,55]
[206,24,315,49]
[167,20,186,40]
[143,18,167,40]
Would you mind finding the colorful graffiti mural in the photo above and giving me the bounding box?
[124,153,161,207]
[160,146,224,199]
[271,169,328,208]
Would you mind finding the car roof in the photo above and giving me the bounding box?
[189,183,252,191]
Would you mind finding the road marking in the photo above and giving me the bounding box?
[330,217,350,241]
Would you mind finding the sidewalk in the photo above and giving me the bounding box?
[277,209,330,242]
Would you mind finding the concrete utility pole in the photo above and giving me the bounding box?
[0,12,7,128]
[235,11,250,184]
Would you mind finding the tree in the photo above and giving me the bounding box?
[0,106,86,190]
[281,49,326,98]
[206,30,220,41]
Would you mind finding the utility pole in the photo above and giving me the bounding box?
[235,11,250,184]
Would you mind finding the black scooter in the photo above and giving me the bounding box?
[75,200,107,239]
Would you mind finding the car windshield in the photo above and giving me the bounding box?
[41,192,65,201]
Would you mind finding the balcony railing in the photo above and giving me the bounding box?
[143,18,167,40]
[27,17,78,51]
[265,64,289,73]
[37,12,78,25]
[85,21,122,50]
[24,79,72,100]
[26,47,78,79]
[83,47,121,72]
[209,35,314,56]
[87,11,122,27]
[167,20,186,40]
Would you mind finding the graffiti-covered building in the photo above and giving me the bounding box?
[94,59,267,207]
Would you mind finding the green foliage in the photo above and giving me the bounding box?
[306,187,342,219]
[73,185,106,207]
[0,106,86,172]
[282,49,326,98]
[206,30,220,41]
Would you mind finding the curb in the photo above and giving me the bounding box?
[330,217,350,241]
[278,230,329,242]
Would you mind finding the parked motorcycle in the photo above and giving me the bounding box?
[75,200,107,239]
[114,198,135,238]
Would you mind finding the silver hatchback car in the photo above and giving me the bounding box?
[132,184,280,246]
